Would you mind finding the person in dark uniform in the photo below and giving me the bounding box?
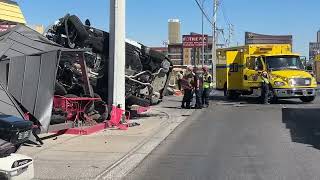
[202,66,212,107]
[260,71,270,104]
[193,67,203,109]
[181,66,194,109]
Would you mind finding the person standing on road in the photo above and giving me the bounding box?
[176,71,184,90]
[202,66,212,108]
[181,66,194,109]
[193,67,203,109]
[260,71,271,104]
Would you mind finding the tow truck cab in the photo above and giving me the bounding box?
[216,44,317,102]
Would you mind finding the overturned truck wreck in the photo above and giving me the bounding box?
[45,14,173,108]
[0,15,172,134]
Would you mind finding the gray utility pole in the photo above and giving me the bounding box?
[109,0,126,109]
[211,0,218,87]
[201,0,205,67]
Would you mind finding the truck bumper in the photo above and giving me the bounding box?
[274,88,316,98]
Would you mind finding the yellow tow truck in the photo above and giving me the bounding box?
[216,44,317,103]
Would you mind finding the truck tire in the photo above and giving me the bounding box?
[300,96,315,103]
[67,15,89,41]
[227,90,239,100]
[224,84,239,100]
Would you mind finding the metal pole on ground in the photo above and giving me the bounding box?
[109,0,126,110]
[201,0,205,68]
[211,0,218,88]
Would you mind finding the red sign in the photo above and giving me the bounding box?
[182,35,208,48]
[0,25,16,32]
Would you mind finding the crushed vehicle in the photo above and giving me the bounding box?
[45,14,173,108]
[0,25,107,132]
[0,15,172,135]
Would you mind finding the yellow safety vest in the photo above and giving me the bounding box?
[203,74,213,89]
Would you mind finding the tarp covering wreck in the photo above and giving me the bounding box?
[0,25,65,132]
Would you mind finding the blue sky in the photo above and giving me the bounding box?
[17,0,320,57]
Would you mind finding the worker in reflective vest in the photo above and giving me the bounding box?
[202,66,212,107]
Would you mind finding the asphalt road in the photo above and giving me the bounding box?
[125,92,320,180]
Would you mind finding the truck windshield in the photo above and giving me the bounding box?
[265,56,304,71]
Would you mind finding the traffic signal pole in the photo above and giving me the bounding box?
[109,0,126,109]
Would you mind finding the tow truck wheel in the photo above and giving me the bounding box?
[224,84,239,100]
[300,96,315,103]
[227,90,239,100]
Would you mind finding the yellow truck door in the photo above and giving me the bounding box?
[243,56,263,89]
[227,51,243,90]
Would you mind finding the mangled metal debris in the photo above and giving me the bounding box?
[0,15,172,134]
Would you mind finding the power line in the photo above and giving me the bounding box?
[194,0,223,32]
[194,0,214,27]
[221,3,231,26]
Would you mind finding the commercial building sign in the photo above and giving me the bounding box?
[182,35,208,48]
[245,32,292,45]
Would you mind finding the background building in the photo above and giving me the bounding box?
[309,29,320,60]
[28,24,45,34]
[0,0,26,31]
[0,0,44,34]
[168,43,183,65]
[167,32,213,67]
[152,20,214,68]
[168,19,181,44]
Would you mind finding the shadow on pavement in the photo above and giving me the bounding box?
[282,107,320,149]
[131,113,160,118]
[162,106,181,109]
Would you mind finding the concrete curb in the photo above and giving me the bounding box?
[95,109,203,180]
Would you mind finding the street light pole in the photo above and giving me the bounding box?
[109,0,126,109]
[201,0,205,68]
[211,0,218,87]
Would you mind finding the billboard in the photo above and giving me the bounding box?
[182,34,208,48]
[245,32,292,45]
